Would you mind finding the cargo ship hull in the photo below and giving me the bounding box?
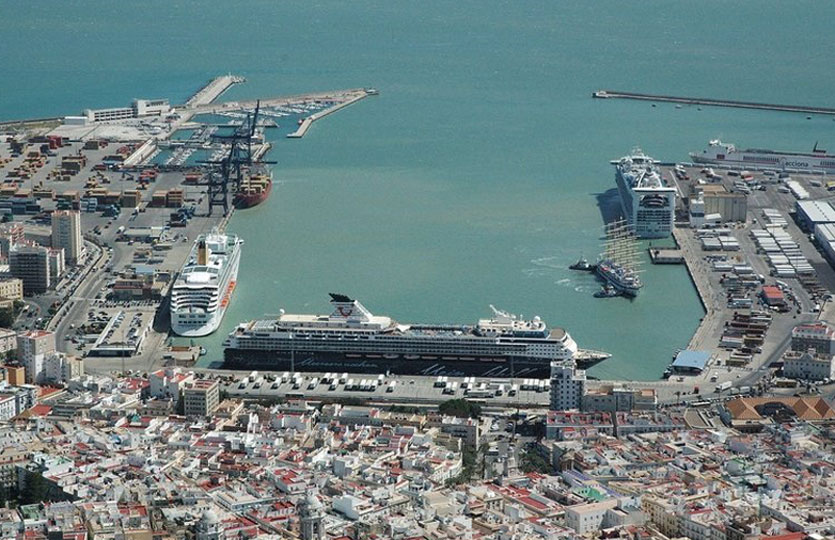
[234,181,272,209]
[222,349,607,378]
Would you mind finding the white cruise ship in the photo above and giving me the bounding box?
[690,139,835,173]
[223,294,610,377]
[613,148,676,239]
[170,232,243,337]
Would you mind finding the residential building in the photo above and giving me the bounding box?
[17,330,56,384]
[149,368,193,403]
[581,385,657,412]
[182,380,220,417]
[0,328,17,356]
[51,210,84,265]
[783,350,835,381]
[48,247,65,281]
[791,321,835,356]
[44,353,84,384]
[549,360,586,411]
[2,365,24,386]
[0,278,23,301]
[0,393,16,421]
[9,244,50,294]
[564,499,619,534]
[0,223,23,260]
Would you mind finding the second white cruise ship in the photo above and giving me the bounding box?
[613,148,676,239]
[170,232,243,337]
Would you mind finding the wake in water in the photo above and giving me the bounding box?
[524,258,597,293]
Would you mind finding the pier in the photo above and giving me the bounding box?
[672,227,717,351]
[593,90,835,116]
[286,90,373,138]
[184,74,246,108]
[648,248,684,264]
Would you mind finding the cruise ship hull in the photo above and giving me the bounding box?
[170,234,241,338]
[222,349,608,378]
[171,303,228,337]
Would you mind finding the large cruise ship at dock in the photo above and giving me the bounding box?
[613,148,676,239]
[170,232,243,337]
[223,294,610,377]
[690,139,835,173]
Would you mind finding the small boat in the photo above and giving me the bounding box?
[569,256,593,271]
[199,347,207,356]
[594,284,619,298]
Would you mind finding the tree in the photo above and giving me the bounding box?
[438,399,481,419]
[0,308,14,328]
[175,391,185,415]
[20,471,50,505]
[520,448,552,474]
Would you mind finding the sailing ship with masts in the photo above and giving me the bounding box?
[595,219,643,297]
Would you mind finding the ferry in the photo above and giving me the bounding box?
[613,148,676,239]
[690,140,835,173]
[223,294,610,377]
[170,232,243,337]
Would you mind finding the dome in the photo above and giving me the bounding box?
[201,509,220,525]
[300,491,324,512]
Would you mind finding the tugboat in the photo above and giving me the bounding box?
[569,256,594,271]
[593,284,620,298]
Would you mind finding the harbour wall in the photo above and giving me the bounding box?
[184,74,246,108]
[593,90,835,116]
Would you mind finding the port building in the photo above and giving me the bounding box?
[690,185,747,223]
[669,350,710,375]
[81,98,171,124]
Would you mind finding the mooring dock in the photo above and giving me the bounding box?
[593,90,835,116]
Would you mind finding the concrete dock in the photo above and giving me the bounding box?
[184,74,246,108]
[649,248,684,264]
[593,90,835,116]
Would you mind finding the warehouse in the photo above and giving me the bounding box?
[796,200,835,231]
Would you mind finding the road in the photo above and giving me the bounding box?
[50,241,110,352]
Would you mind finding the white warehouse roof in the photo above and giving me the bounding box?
[797,200,835,224]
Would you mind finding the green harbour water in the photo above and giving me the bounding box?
[3,1,835,379]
